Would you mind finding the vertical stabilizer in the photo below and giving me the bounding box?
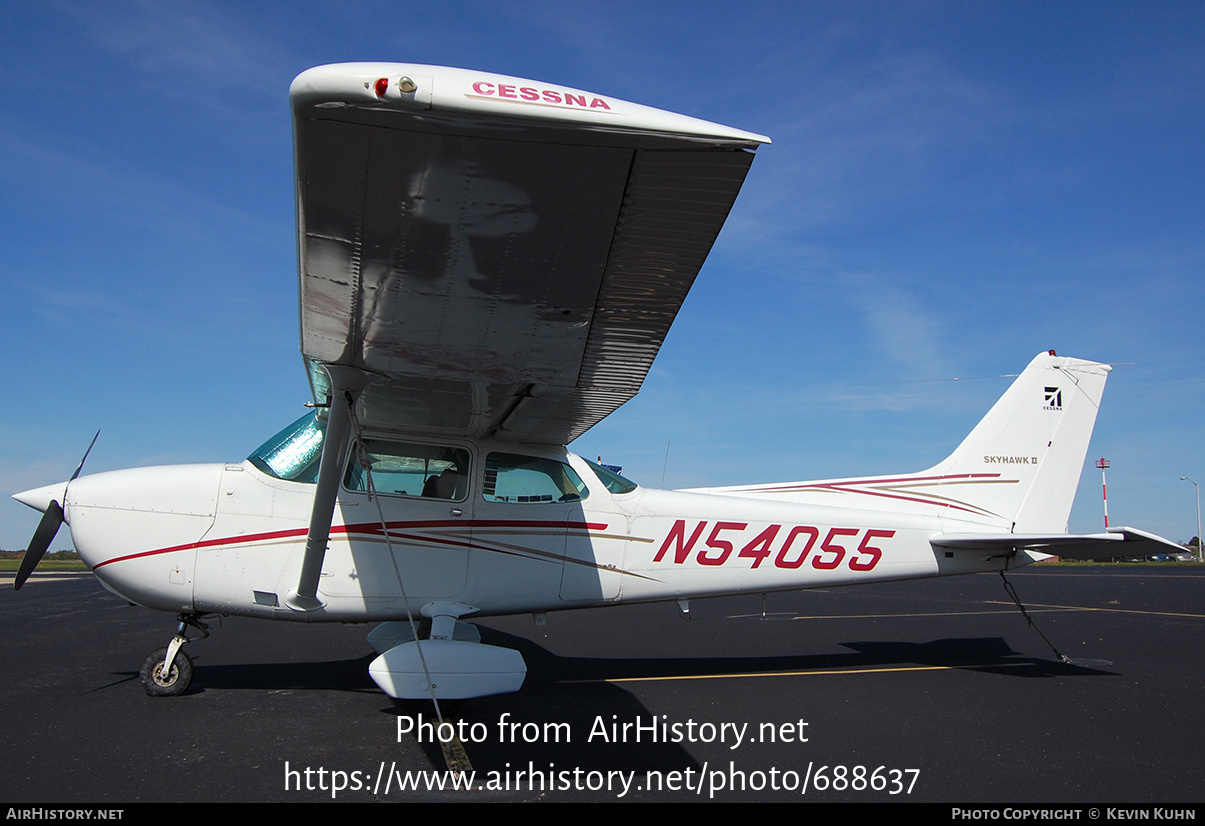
[925,352,1110,532]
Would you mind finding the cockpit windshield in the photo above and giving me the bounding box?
[248,411,326,483]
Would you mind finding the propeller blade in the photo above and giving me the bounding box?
[14,431,98,591]
[14,500,64,591]
[70,430,100,483]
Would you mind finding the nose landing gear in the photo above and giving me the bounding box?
[139,613,210,697]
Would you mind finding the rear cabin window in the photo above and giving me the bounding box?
[482,453,589,504]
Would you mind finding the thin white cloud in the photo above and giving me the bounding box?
[839,271,952,377]
[747,50,1010,233]
[56,0,293,105]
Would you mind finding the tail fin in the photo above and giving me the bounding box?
[925,351,1110,532]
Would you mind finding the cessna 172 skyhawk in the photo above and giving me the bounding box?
[13,63,1179,701]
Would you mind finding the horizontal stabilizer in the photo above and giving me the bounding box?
[932,527,1184,561]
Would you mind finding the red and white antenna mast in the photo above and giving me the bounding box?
[1095,458,1110,528]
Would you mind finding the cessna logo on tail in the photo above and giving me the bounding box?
[1043,387,1062,410]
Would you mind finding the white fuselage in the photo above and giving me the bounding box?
[48,442,1017,623]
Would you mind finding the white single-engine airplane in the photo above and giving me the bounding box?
[13,63,1180,701]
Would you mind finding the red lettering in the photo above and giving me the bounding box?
[698,522,746,566]
[654,520,707,564]
[814,527,857,570]
[738,525,781,568]
[656,522,892,571]
[470,83,611,111]
[850,529,893,571]
[775,526,819,569]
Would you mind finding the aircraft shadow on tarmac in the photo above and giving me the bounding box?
[435,632,1120,777]
[108,625,1113,695]
[86,622,1119,779]
[502,629,1116,681]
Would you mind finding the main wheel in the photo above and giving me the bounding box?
[140,646,193,697]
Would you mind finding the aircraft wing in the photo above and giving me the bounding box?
[931,526,1185,561]
[291,63,769,445]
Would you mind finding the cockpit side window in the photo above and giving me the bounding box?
[248,411,326,483]
[344,439,470,501]
[482,453,589,504]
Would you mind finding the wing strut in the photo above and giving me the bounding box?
[285,365,370,612]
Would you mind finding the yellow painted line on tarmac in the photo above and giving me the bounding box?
[984,600,1205,620]
[735,601,1203,621]
[789,609,1021,620]
[729,608,1045,621]
[1010,570,1205,578]
[598,662,1030,685]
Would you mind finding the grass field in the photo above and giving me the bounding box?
[0,559,89,572]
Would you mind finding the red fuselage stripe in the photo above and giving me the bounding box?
[92,519,610,569]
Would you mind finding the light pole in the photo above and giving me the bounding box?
[1181,476,1202,562]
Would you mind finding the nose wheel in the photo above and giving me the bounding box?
[139,613,209,697]
[140,645,193,696]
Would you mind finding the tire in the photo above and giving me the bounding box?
[140,646,193,697]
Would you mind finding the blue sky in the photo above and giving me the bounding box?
[2,1,1202,550]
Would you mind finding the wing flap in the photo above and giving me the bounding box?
[500,149,756,443]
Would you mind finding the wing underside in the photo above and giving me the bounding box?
[292,63,767,444]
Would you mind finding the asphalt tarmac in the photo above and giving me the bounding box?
[2,566,1202,803]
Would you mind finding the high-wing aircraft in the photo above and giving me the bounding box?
[12,63,1181,701]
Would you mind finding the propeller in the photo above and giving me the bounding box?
[13,430,99,591]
